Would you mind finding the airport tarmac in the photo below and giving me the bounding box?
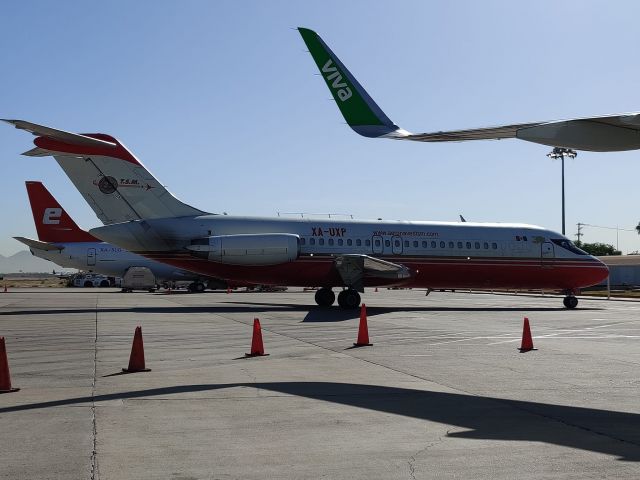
[1,288,639,479]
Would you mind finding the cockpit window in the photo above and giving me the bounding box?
[551,239,588,255]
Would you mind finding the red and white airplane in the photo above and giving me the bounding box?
[4,120,608,309]
[14,181,223,292]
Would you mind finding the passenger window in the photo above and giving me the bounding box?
[404,240,409,247]
[492,242,497,249]
[523,236,528,241]
[328,239,334,246]
[422,241,428,248]
[300,238,306,245]
[365,239,371,246]
[385,240,390,247]
[431,241,437,248]
[347,239,352,246]
[457,241,463,249]
[413,241,418,248]
[338,239,343,246]
[357,239,362,246]
[448,241,454,248]
[375,240,381,247]
[394,240,400,247]
[310,238,315,245]
[474,242,480,249]
[483,242,489,249]
[440,241,445,248]
[319,238,325,246]
[466,242,471,249]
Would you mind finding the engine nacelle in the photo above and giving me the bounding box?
[186,233,300,266]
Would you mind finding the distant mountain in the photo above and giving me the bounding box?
[0,250,58,274]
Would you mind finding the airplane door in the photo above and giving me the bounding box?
[372,235,383,255]
[87,248,96,266]
[541,242,554,267]
[392,235,403,255]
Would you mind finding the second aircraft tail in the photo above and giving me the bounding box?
[25,181,98,243]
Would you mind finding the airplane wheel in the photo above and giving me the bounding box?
[315,288,335,307]
[188,282,205,293]
[563,296,578,309]
[337,289,361,309]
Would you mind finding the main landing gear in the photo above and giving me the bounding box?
[188,281,206,293]
[563,295,578,309]
[314,287,361,309]
[315,288,335,307]
[337,289,361,309]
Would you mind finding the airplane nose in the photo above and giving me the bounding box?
[588,256,610,286]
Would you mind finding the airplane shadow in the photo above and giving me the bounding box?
[0,302,598,317]
[0,381,638,461]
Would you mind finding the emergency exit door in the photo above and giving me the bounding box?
[87,248,96,266]
[541,242,554,267]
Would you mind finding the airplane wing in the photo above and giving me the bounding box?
[298,28,640,152]
[335,254,411,292]
[13,237,65,252]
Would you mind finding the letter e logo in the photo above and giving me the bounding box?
[43,207,62,225]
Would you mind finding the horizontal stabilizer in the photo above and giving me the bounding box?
[21,147,58,157]
[2,119,117,148]
[13,236,65,252]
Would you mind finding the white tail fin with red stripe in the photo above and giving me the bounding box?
[5,120,206,225]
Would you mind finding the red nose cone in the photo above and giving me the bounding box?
[579,258,609,288]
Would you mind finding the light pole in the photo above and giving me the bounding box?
[547,147,577,235]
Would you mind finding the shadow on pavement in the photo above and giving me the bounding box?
[0,381,637,461]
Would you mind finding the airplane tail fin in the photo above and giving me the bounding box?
[298,28,408,138]
[25,181,98,243]
[4,120,207,225]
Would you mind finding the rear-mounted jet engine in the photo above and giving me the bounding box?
[186,233,299,266]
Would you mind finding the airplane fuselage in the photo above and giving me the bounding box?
[29,241,200,282]
[91,216,609,292]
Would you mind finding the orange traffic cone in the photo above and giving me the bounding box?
[518,317,536,352]
[3,284,7,293]
[353,304,373,347]
[374,287,378,293]
[0,337,20,393]
[246,318,268,357]
[122,326,151,373]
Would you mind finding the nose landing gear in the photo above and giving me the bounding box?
[563,295,578,309]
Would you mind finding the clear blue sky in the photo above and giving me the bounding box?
[2,0,640,256]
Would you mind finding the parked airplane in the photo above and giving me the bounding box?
[298,27,640,153]
[14,181,222,292]
[4,121,608,308]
